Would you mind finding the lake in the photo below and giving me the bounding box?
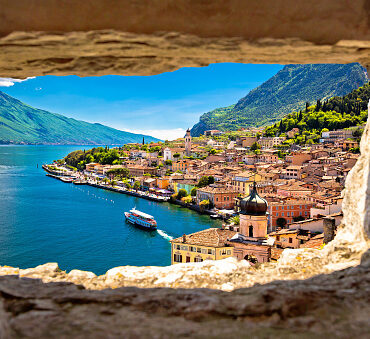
[0,145,221,275]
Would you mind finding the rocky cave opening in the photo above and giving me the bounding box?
[0,1,369,337]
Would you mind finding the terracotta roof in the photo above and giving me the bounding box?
[171,228,236,247]
[197,186,239,194]
[300,233,324,249]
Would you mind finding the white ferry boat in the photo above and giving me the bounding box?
[124,208,157,230]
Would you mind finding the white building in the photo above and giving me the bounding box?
[163,147,172,161]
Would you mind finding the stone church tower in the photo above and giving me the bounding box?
[185,128,192,156]
[239,182,268,240]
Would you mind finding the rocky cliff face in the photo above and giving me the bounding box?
[0,106,369,337]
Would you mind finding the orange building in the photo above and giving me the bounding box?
[196,186,239,209]
[267,200,314,231]
[156,177,170,189]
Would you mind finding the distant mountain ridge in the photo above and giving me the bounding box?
[0,91,160,145]
[191,63,368,136]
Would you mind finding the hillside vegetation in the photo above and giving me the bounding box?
[0,91,159,145]
[264,82,369,144]
[191,63,368,136]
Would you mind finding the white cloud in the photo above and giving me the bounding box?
[123,128,186,141]
[0,77,36,87]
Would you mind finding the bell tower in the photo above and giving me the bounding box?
[239,182,268,240]
[185,128,192,156]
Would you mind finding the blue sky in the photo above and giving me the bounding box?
[0,63,283,140]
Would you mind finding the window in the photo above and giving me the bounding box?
[175,244,180,250]
[201,248,207,254]
[190,246,196,252]
[282,212,284,217]
[207,249,213,254]
[276,236,280,241]
[180,245,188,251]
[305,211,308,215]
[287,212,290,216]
[216,197,218,201]
[186,256,191,263]
[174,254,182,262]
[276,213,279,217]
[194,257,203,262]
[299,212,302,216]
[227,250,231,255]
[197,247,202,253]
[289,238,293,244]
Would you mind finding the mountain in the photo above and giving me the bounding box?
[0,91,160,145]
[264,82,369,143]
[191,63,368,136]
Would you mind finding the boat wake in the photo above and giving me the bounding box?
[157,229,174,241]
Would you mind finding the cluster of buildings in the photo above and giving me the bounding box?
[82,127,360,264]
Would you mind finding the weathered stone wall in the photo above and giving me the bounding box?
[0,0,369,77]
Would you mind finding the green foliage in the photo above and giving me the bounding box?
[264,82,369,145]
[349,147,360,154]
[133,181,141,190]
[181,195,193,204]
[229,215,240,225]
[199,199,210,209]
[190,187,197,196]
[190,64,368,135]
[250,142,261,152]
[64,147,122,168]
[173,153,180,158]
[197,175,214,188]
[106,167,130,179]
[177,189,188,200]
[165,159,172,166]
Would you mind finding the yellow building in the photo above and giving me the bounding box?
[170,228,236,264]
[229,172,262,195]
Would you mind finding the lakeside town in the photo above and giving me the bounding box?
[44,121,363,265]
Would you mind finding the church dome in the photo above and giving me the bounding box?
[239,182,268,216]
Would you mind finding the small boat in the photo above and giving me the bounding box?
[60,177,74,183]
[124,208,157,230]
[73,179,87,185]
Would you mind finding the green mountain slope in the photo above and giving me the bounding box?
[0,91,159,145]
[191,63,368,136]
[264,82,369,143]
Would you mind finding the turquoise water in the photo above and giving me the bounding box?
[0,145,221,275]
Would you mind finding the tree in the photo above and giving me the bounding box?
[197,176,210,188]
[209,149,217,155]
[177,189,188,200]
[352,128,363,139]
[276,218,287,228]
[208,176,215,185]
[250,142,261,152]
[199,199,210,210]
[229,215,240,225]
[190,187,197,196]
[181,196,193,204]
[133,181,141,190]
[173,153,180,158]
[165,159,172,166]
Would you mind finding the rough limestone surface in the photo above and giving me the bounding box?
[0,0,369,77]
